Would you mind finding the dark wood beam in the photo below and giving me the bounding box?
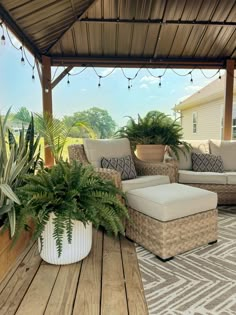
[0,4,41,61]
[223,59,235,140]
[79,18,236,27]
[51,56,225,69]
[51,66,73,89]
[42,55,54,167]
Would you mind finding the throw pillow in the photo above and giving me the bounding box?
[101,155,137,180]
[191,153,224,173]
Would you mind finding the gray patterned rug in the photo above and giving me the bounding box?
[136,206,236,315]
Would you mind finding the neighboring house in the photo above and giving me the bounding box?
[175,75,236,140]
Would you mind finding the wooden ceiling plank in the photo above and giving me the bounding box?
[0,3,41,60]
[46,0,97,54]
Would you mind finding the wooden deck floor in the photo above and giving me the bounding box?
[0,229,148,315]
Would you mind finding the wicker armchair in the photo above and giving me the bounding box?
[68,144,177,188]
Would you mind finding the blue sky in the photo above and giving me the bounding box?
[0,31,222,127]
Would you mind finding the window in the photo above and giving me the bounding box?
[192,112,197,134]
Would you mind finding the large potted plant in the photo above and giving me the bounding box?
[0,108,41,281]
[15,160,128,265]
[117,111,191,162]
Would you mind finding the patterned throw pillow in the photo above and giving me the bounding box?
[101,155,137,180]
[192,153,224,173]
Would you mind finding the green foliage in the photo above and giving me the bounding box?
[117,110,191,158]
[0,108,42,236]
[14,107,31,124]
[36,113,95,163]
[16,160,128,257]
[63,107,117,139]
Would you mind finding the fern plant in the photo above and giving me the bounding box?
[117,110,191,159]
[16,160,128,257]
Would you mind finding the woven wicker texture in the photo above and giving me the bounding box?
[68,144,176,185]
[126,208,218,259]
[189,184,236,205]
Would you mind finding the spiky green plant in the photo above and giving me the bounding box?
[35,113,96,164]
[0,108,42,236]
[16,160,128,257]
[116,110,191,159]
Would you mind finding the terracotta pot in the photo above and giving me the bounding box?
[136,144,166,162]
[38,213,92,265]
[0,224,33,282]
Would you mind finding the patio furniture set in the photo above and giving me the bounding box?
[68,138,221,262]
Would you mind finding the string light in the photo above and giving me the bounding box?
[190,72,193,83]
[0,22,229,88]
[20,46,25,65]
[67,73,70,85]
[32,66,35,81]
[1,23,5,45]
[98,76,101,87]
[128,78,131,89]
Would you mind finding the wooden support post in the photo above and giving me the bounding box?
[223,59,235,140]
[42,55,54,167]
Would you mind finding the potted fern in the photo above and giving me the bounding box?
[117,111,191,162]
[16,160,128,265]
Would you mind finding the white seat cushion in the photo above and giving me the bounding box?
[122,175,170,193]
[83,138,131,167]
[178,170,227,184]
[225,172,236,184]
[126,183,217,221]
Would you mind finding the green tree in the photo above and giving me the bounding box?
[73,107,116,139]
[14,107,31,123]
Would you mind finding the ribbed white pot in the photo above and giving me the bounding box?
[38,213,92,265]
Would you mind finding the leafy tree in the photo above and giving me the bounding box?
[71,107,116,139]
[14,107,31,123]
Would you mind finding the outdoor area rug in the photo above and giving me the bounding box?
[136,206,236,315]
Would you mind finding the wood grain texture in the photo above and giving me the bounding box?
[101,234,128,315]
[121,237,148,315]
[73,229,103,315]
[15,263,59,315]
[0,227,33,283]
[44,262,82,315]
[0,243,41,315]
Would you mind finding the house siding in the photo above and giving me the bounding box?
[181,100,222,140]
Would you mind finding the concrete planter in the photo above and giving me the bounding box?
[38,213,92,265]
[136,144,166,162]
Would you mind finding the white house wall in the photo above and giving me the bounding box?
[181,100,222,140]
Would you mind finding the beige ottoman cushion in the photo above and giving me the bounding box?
[122,175,170,192]
[126,183,217,222]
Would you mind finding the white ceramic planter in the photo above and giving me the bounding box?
[38,213,92,265]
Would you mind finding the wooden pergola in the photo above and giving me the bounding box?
[0,0,235,165]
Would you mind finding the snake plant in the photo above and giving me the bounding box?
[0,108,41,237]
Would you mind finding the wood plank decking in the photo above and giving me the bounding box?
[0,229,148,315]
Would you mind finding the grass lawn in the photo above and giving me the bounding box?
[39,137,83,160]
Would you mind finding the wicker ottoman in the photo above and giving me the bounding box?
[125,183,218,261]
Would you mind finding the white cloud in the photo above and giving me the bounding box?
[140,83,148,89]
[184,85,202,92]
[80,88,87,92]
[140,75,159,85]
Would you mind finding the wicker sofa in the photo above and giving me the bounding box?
[170,139,236,204]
